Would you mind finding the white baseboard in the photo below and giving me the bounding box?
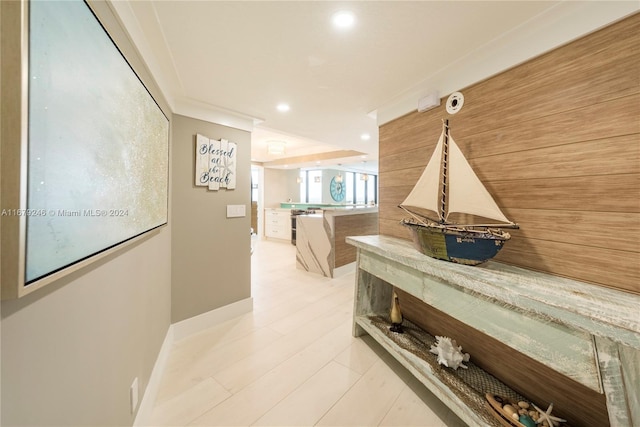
[133,326,174,426]
[133,297,253,426]
[333,261,356,278]
[172,297,253,341]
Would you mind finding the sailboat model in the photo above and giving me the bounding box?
[399,120,518,265]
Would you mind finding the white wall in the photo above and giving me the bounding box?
[1,234,171,425]
[263,168,299,208]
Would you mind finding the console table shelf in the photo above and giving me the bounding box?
[356,315,526,427]
[347,235,640,427]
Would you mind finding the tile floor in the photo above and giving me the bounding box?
[149,238,467,427]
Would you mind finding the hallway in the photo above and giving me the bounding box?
[149,238,466,426]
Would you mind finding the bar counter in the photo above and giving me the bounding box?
[295,207,378,277]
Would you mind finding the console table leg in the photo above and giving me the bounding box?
[594,336,633,427]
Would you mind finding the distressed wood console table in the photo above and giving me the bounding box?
[347,235,639,427]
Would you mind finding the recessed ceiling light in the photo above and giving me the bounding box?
[332,11,355,29]
[361,133,370,141]
[276,103,290,112]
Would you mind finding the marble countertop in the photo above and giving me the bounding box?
[294,208,378,218]
[280,202,376,209]
[347,235,640,349]
[323,207,378,216]
[265,207,293,212]
[297,213,323,219]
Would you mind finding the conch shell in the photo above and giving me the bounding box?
[429,336,470,370]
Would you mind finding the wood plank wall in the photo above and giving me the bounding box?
[334,213,378,267]
[396,288,609,427]
[379,14,640,294]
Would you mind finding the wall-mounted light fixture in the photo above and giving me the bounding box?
[361,173,369,181]
[335,173,343,183]
[296,176,303,184]
[267,140,286,155]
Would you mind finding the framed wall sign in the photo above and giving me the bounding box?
[195,134,237,191]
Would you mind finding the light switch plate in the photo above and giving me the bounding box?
[227,204,246,218]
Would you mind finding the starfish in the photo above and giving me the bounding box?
[532,402,567,427]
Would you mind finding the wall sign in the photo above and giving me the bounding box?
[195,134,236,190]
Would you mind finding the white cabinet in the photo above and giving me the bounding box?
[264,209,291,240]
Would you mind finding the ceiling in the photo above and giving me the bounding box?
[112,1,638,172]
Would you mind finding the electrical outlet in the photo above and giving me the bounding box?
[130,377,139,414]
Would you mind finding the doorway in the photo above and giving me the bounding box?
[251,165,264,241]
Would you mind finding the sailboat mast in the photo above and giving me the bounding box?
[439,120,449,223]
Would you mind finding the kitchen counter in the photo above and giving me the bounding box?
[280,202,376,210]
[295,208,378,277]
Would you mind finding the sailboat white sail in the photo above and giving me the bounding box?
[400,133,443,219]
[399,119,517,265]
[446,136,512,224]
[400,125,516,227]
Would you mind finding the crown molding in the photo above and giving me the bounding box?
[374,2,639,126]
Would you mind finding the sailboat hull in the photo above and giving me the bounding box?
[401,220,510,266]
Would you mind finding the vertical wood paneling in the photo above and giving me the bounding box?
[379,13,640,294]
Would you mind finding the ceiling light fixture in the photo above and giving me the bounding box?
[276,103,290,112]
[332,11,355,29]
[267,140,286,155]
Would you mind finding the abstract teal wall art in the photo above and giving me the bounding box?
[26,0,169,284]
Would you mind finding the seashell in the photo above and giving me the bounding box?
[429,336,470,370]
[502,404,517,419]
[518,401,530,409]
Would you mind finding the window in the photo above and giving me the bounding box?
[345,172,355,204]
[299,171,306,203]
[345,172,377,205]
[299,170,323,203]
[308,170,322,203]
[367,175,377,205]
[355,173,366,204]
[299,169,376,205]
